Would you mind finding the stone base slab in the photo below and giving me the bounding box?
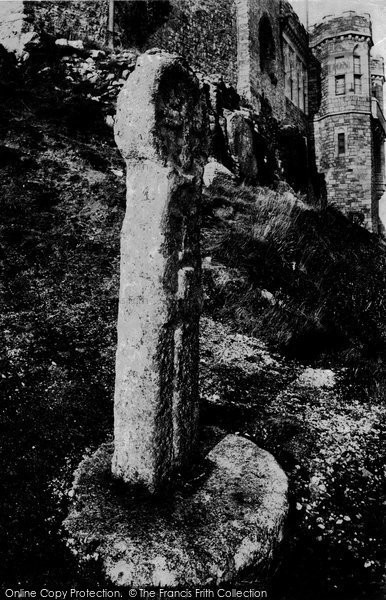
[63,434,288,587]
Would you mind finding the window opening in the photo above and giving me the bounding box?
[338,132,345,155]
[354,74,362,94]
[259,16,276,75]
[335,75,345,95]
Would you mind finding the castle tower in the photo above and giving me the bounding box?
[370,55,386,218]
[310,11,386,231]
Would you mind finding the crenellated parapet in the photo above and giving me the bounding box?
[310,12,373,118]
[371,55,385,80]
[310,12,373,50]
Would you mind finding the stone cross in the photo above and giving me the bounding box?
[112,51,207,494]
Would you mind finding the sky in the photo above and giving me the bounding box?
[289,0,386,63]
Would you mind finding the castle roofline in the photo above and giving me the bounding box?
[310,11,373,49]
[280,0,308,57]
[317,11,371,23]
[309,31,373,49]
[309,11,371,29]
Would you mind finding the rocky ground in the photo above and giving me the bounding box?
[200,317,386,598]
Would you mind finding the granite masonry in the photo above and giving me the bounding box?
[112,51,205,492]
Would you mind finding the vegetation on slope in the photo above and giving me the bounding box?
[0,45,125,587]
[200,180,386,598]
[200,318,386,600]
[202,180,386,393]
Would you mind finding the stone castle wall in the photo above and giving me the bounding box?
[0,0,308,123]
[26,1,172,49]
[236,0,308,121]
[29,0,238,87]
[314,113,373,226]
[26,1,109,45]
[237,0,285,117]
[143,0,238,86]
[284,96,308,133]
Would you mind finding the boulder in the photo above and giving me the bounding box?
[203,160,235,188]
[226,111,258,182]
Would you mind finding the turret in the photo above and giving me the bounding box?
[310,12,373,117]
[309,11,384,232]
[371,55,385,108]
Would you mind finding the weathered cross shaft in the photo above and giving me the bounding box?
[112,51,207,493]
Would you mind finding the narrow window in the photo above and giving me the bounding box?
[354,55,361,74]
[354,74,362,94]
[284,41,290,70]
[290,48,295,75]
[296,58,301,107]
[338,133,345,155]
[335,56,344,72]
[303,65,308,114]
[259,16,276,74]
[284,42,292,99]
[335,75,345,95]
[289,48,295,100]
[286,74,292,99]
[299,75,304,111]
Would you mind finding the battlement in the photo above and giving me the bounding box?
[310,11,372,49]
[371,55,385,81]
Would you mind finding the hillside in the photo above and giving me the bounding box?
[0,44,125,588]
[200,182,386,598]
[202,179,386,371]
[0,44,385,599]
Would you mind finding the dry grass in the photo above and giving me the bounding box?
[202,180,386,368]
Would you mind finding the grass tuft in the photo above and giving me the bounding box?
[202,180,386,363]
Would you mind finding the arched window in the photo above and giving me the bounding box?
[259,15,276,75]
